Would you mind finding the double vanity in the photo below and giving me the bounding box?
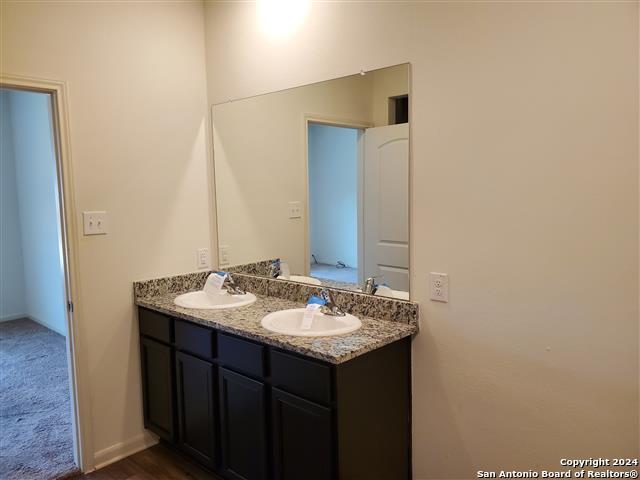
[134,270,418,480]
[134,62,416,480]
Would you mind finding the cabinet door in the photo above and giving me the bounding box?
[219,368,267,480]
[271,388,334,480]
[140,337,175,441]
[175,351,217,468]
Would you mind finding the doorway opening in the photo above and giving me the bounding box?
[307,122,361,288]
[0,87,78,478]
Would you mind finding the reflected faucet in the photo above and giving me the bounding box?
[267,259,281,278]
[319,289,345,317]
[362,276,383,295]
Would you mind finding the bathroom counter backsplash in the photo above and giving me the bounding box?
[133,270,419,364]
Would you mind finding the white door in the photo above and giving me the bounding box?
[362,123,409,291]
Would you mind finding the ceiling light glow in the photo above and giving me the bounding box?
[257,0,310,38]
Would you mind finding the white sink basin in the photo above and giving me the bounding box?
[261,308,361,337]
[279,275,322,286]
[174,290,257,310]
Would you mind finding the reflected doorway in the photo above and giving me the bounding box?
[307,122,361,288]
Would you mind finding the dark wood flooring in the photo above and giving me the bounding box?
[73,443,222,480]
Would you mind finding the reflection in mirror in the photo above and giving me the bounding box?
[213,64,410,299]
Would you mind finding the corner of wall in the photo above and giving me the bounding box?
[92,431,158,471]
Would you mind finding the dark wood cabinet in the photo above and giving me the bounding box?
[271,388,333,480]
[138,307,411,480]
[140,336,175,442]
[218,367,268,480]
[175,351,217,468]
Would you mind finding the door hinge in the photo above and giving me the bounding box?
[67,301,74,313]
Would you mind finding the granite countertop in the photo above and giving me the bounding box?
[136,292,417,364]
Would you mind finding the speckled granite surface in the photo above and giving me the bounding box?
[136,292,416,364]
[133,270,210,299]
[226,259,278,277]
[225,259,362,292]
[134,271,419,325]
[133,270,419,363]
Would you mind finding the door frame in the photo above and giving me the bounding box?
[0,74,95,472]
[302,115,372,278]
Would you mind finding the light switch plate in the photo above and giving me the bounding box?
[430,272,449,302]
[288,201,302,219]
[83,211,107,235]
[196,248,210,269]
[219,245,230,266]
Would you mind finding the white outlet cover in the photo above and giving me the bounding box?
[288,201,302,219]
[83,211,107,235]
[219,245,230,266]
[430,272,449,302]
[196,248,210,269]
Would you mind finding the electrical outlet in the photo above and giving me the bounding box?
[219,245,230,266]
[288,201,302,219]
[83,211,107,235]
[196,248,210,269]
[430,272,449,302]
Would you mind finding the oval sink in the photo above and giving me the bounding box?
[174,290,257,310]
[279,275,322,286]
[261,308,361,337]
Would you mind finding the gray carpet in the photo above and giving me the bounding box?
[310,263,358,285]
[0,318,77,480]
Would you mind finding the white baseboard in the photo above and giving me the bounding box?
[93,431,158,471]
[0,312,28,322]
[27,314,66,337]
[5,313,67,336]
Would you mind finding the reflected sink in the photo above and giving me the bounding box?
[174,290,257,310]
[356,287,409,300]
[377,289,409,300]
[261,308,361,337]
[279,275,322,286]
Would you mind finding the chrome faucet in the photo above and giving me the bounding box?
[319,289,345,317]
[267,259,281,278]
[223,274,246,295]
[362,276,383,295]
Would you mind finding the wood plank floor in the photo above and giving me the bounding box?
[74,444,222,480]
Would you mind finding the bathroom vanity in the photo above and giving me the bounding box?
[134,62,418,479]
[134,271,418,480]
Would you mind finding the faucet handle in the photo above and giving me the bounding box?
[223,274,246,295]
[319,289,345,317]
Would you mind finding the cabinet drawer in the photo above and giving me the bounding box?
[270,350,332,405]
[175,320,215,359]
[218,333,265,378]
[139,308,172,343]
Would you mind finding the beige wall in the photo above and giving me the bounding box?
[1,2,637,476]
[1,1,211,465]
[205,2,639,479]
[369,63,409,126]
[213,67,406,274]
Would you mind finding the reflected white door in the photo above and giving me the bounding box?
[362,123,409,291]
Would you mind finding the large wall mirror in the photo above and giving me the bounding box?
[212,63,410,299]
